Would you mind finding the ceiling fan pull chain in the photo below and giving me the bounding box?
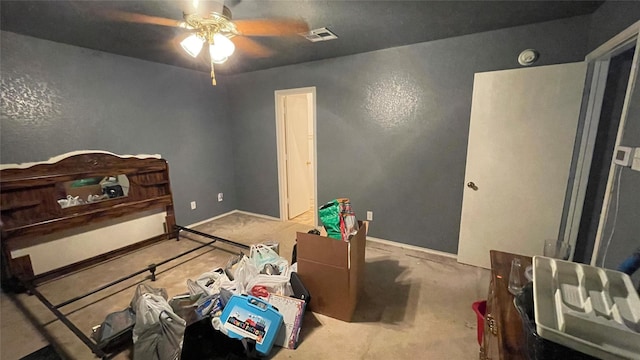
[211,62,217,86]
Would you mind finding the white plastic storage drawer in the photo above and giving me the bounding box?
[533,256,640,360]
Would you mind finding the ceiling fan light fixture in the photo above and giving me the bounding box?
[210,52,228,64]
[209,33,235,64]
[213,33,235,56]
[181,34,205,57]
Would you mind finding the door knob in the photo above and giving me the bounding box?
[467,182,478,191]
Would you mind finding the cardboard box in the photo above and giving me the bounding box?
[296,221,366,321]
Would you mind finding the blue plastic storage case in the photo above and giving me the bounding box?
[220,294,283,356]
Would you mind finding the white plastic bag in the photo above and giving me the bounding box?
[188,268,230,296]
[231,255,259,294]
[133,293,186,360]
[133,293,173,343]
[156,311,186,360]
[218,277,241,295]
[130,284,168,311]
[223,254,243,280]
[250,244,289,276]
[187,279,207,297]
[246,274,293,298]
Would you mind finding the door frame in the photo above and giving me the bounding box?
[274,87,317,225]
[561,20,640,263]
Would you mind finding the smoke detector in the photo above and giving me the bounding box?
[518,49,539,66]
[302,27,338,42]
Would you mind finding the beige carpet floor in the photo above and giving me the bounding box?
[0,212,489,359]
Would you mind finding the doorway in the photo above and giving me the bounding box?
[572,47,635,264]
[275,87,317,226]
[561,21,640,266]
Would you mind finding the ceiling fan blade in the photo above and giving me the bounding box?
[102,9,182,28]
[234,19,309,37]
[232,36,274,58]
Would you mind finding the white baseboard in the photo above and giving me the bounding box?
[184,209,282,229]
[184,210,238,228]
[366,236,457,260]
[186,211,456,261]
[234,210,282,222]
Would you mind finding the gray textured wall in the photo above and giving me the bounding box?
[0,31,237,226]
[587,1,640,52]
[226,16,590,254]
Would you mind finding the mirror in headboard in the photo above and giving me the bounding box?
[56,174,129,208]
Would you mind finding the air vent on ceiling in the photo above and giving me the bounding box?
[302,27,338,42]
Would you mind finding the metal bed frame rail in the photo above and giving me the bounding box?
[21,225,249,359]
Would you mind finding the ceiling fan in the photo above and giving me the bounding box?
[102,0,309,85]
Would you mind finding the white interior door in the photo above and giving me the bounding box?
[285,94,311,219]
[457,62,587,269]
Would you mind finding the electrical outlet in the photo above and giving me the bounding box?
[190,201,196,210]
[367,211,373,221]
[218,192,224,202]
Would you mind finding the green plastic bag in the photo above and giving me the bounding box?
[319,200,342,240]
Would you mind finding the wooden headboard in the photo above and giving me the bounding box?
[1,152,176,284]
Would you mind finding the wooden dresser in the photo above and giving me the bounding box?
[481,250,531,360]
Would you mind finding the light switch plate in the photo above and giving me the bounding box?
[613,146,632,167]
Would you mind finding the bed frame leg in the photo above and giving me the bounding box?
[148,264,157,281]
[2,276,27,293]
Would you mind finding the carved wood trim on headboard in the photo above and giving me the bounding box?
[0,152,176,284]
